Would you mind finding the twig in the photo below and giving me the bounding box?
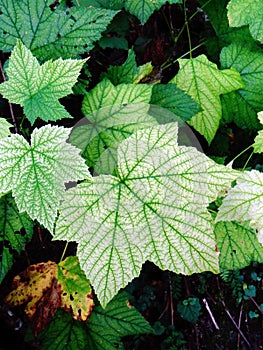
[0,61,18,133]
[169,273,174,326]
[249,296,263,315]
[237,303,243,350]
[221,300,251,349]
[202,298,220,330]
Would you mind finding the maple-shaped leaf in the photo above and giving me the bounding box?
[0,194,34,283]
[171,55,244,143]
[215,221,263,270]
[70,78,155,173]
[216,170,263,244]
[0,118,12,139]
[253,111,263,153]
[220,43,263,130]
[0,0,118,60]
[103,49,153,85]
[227,0,263,43]
[0,40,86,124]
[57,256,94,321]
[55,123,237,307]
[5,261,60,335]
[39,293,152,350]
[0,125,90,231]
[125,0,182,24]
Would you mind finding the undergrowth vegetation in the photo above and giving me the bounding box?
[0,0,262,349]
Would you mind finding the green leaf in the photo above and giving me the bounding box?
[227,0,263,43]
[0,125,90,232]
[103,49,153,85]
[177,297,201,323]
[253,111,263,153]
[70,79,155,173]
[150,84,201,123]
[0,0,118,60]
[0,118,12,139]
[0,41,86,124]
[86,292,153,349]
[55,123,237,306]
[57,256,94,321]
[98,36,128,50]
[215,221,263,270]
[125,0,182,25]
[220,43,263,130]
[171,55,244,143]
[216,170,263,245]
[0,194,33,283]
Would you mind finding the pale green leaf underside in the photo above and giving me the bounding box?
[70,79,155,173]
[0,125,90,232]
[215,221,263,270]
[0,194,33,283]
[0,0,118,60]
[227,0,263,43]
[171,55,244,143]
[220,43,263,130]
[103,49,153,85]
[253,111,263,153]
[0,118,12,139]
[217,170,263,245]
[0,40,85,124]
[125,0,182,24]
[55,123,237,307]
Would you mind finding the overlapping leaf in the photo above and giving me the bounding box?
[0,194,33,283]
[220,43,263,130]
[0,0,118,60]
[215,221,263,270]
[70,78,155,173]
[55,123,237,306]
[217,170,263,244]
[227,0,263,43]
[0,118,12,139]
[0,41,86,124]
[103,49,153,85]
[171,55,243,143]
[253,111,263,153]
[0,125,90,231]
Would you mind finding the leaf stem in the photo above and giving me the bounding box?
[228,145,253,167]
[183,0,192,58]
[60,241,69,262]
[0,61,18,133]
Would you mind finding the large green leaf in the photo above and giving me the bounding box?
[254,111,263,152]
[40,292,152,350]
[217,170,263,245]
[0,125,90,232]
[215,221,263,270]
[0,118,12,139]
[125,0,182,25]
[0,194,33,283]
[0,0,117,60]
[171,55,243,143]
[70,79,155,173]
[227,0,263,43]
[0,41,85,124]
[220,43,263,130]
[103,49,153,85]
[55,123,237,306]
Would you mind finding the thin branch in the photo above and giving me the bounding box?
[202,298,220,330]
[0,61,18,133]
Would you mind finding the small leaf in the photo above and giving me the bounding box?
[227,0,263,43]
[216,170,263,244]
[0,194,34,283]
[253,111,263,153]
[220,43,263,130]
[177,297,201,323]
[0,40,86,124]
[0,125,90,231]
[55,123,237,306]
[0,118,12,139]
[215,221,263,270]
[5,261,60,335]
[171,55,244,143]
[0,0,118,60]
[103,49,153,85]
[57,256,94,321]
